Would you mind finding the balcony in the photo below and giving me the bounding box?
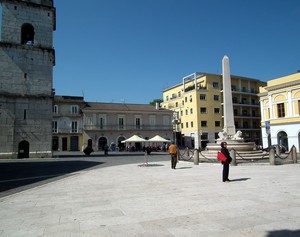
[83,124,173,131]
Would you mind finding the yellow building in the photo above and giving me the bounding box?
[161,72,266,149]
[258,72,300,151]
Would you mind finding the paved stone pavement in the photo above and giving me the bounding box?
[1,159,300,237]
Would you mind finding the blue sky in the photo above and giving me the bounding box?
[16,0,300,104]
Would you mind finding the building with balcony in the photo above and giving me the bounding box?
[161,72,266,149]
[52,96,86,151]
[82,102,173,151]
[258,72,300,151]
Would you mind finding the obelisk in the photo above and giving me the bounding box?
[222,55,236,136]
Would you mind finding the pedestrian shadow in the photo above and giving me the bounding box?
[230,178,251,182]
[176,167,193,169]
[138,163,164,167]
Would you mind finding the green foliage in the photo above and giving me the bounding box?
[149,99,163,106]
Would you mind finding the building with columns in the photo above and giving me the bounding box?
[258,72,300,151]
[0,0,56,158]
[161,72,266,149]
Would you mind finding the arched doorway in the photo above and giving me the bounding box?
[18,140,29,158]
[87,139,92,148]
[98,137,107,150]
[277,131,288,150]
[118,136,126,151]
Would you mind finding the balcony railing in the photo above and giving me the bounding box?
[84,124,173,131]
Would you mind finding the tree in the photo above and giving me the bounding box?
[149,99,163,106]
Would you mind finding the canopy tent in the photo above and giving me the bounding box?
[148,135,171,143]
[121,135,147,143]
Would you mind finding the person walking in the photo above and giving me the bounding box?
[220,142,232,182]
[169,141,177,169]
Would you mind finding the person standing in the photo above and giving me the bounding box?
[169,142,177,169]
[220,142,232,182]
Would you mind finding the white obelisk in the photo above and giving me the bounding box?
[222,55,236,136]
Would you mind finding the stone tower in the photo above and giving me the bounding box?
[0,0,56,158]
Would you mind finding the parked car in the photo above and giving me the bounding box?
[262,144,286,153]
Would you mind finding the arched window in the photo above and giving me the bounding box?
[98,137,107,150]
[18,140,30,158]
[21,23,34,45]
[277,131,288,150]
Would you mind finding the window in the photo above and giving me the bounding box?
[149,115,156,127]
[189,95,192,102]
[99,117,105,129]
[232,85,237,91]
[215,133,219,139]
[277,103,285,117]
[200,107,207,113]
[215,121,221,127]
[201,133,208,140]
[185,97,187,103]
[213,82,219,88]
[180,110,183,117]
[175,102,178,107]
[190,108,193,114]
[71,121,78,133]
[52,121,58,133]
[71,105,78,114]
[214,95,219,101]
[185,109,188,115]
[53,105,58,114]
[21,23,34,45]
[186,122,188,128]
[119,117,124,129]
[200,94,206,100]
[135,118,141,129]
[214,108,220,114]
[23,109,27,120]
[178,91,181,97]
[201,121,207,127]
[233,97,238,103]
[166,96,169,101]
[191,121,194,127]
[234,109,238,116]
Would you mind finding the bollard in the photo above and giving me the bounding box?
[291,146,297,164]
[275,145,280,155]
[194,149,199,165]
[230,149,237,166]
[269,148,275,165]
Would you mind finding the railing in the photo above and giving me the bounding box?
[83,125,173,131]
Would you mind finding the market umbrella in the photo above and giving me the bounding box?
[121,135,147,143]
[148,135,171,143]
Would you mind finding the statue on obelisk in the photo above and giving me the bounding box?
[221,55,236,137]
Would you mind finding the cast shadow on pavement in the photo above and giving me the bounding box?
[230,178,251,182]
[138,163,165,167]
[267,229,300,237]
[176,166,193,169]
